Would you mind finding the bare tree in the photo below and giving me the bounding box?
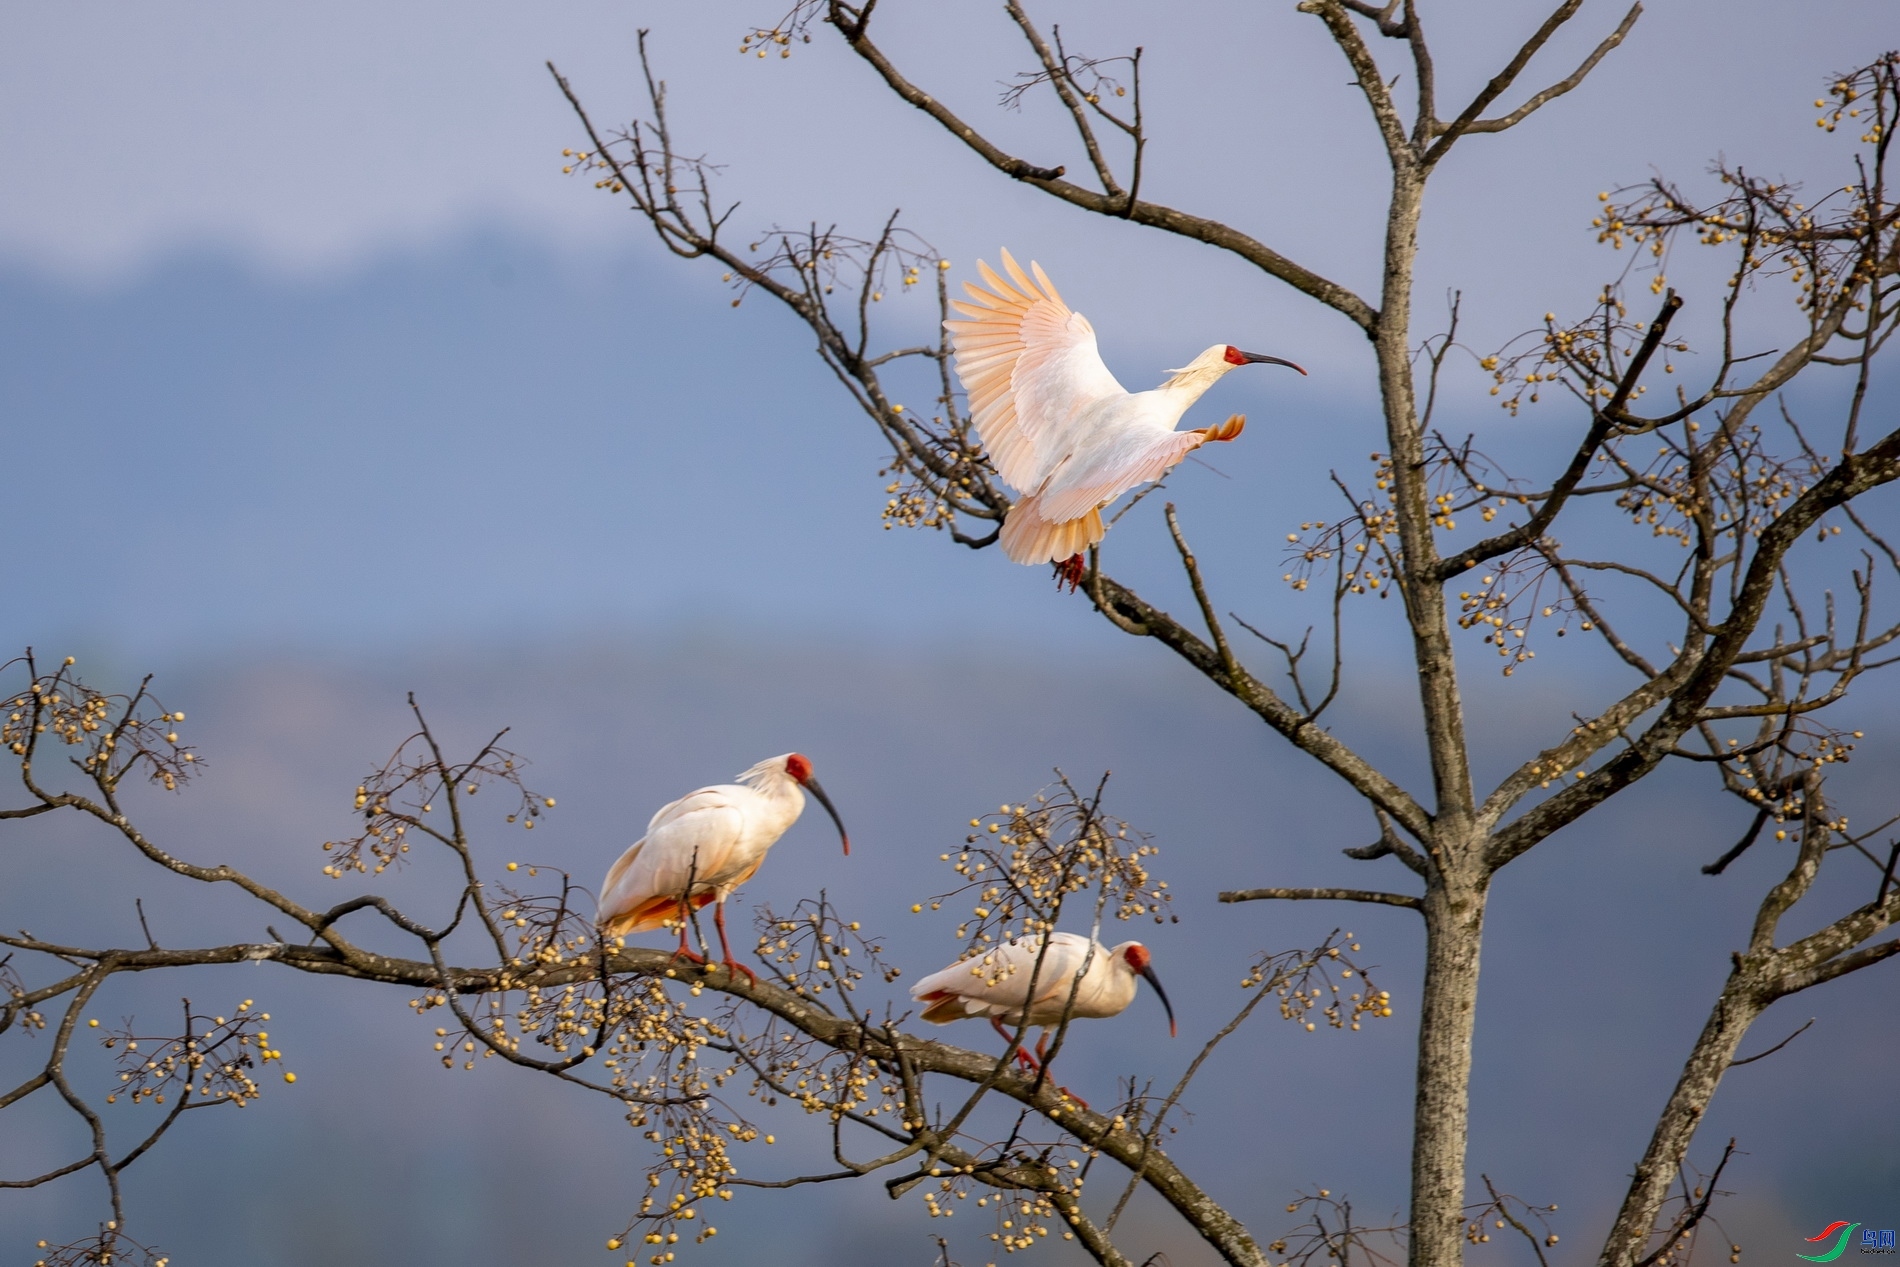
[534,11,1899,1267]
[5,8,1898,1267]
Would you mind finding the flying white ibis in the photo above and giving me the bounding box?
[910,932,1175,1090]
[596,753,849,984]
[945,249,1305,587]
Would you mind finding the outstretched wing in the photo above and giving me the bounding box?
[944,249,1127,493]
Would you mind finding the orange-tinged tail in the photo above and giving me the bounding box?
[999,494,1104,564]
[598,890,716,938]
[917,991,969,1025]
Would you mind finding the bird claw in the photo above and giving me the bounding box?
[670,946,710,968]
[722,957,759,987]
[1012,1056,1089,1109]
[1053,554,1087,592]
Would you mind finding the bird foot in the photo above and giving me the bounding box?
[670,946,710,968]
[1053,554,1087,593]
[1053,1086,1089,1111]
[1013,1057,1088,1109]
[721,957,759,987]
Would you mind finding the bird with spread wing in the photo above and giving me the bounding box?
[945,249,1305,587]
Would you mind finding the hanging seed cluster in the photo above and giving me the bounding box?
[906,1136,1109,1256]
[1731,725,1862,792]
[738,1015,907,1137]
[1485,290,1676,416]
[1281,474,1399,598]
[738,24,810,59]
[2,656,195,791]
[320,732,549,878]
[32,1228,168,1267]
[411,963,752,1257]
[735,1,833,61]
[484,876,599,972]
[101,1000,280,1108]
[921,781,1173,959]
[1453,561,1579,678]
[1489,60,1896,415]
[878,412,991,538]
[2,956,46,1034]
[754,895,898,999]
[1241,935,1393,1033]
[1463,1183,1561,1251]
[1269,1187,1407,1267]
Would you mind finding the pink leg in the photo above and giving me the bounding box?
[670,904,708,967]
[713,901,758,986]
[991,1016,1040,1070]
[1019,1026,1089,1109]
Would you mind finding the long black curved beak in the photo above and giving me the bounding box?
[803,776,851,856]
[1237,350,1308,375]
[1138,963,1177,1038]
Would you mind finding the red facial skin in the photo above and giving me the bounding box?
[1123,944,1151,973]
[1223,345,1247,366]
[785,753,813,784]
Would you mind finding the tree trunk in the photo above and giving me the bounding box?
[1410,868,1489,1267]
[1375,153,1485,1267]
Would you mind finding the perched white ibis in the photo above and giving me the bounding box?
[945,249,1305,587]
[596,753,849,983]
[910,932,1176,1086]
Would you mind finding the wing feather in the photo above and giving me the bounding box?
[597,789,748,933]
[944,249,1126,493]
[1038,431,1210,524]
[598,838,646,920]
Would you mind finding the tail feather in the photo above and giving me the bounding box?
[920,993,974,1025]
[598,890,716,938]
[999,493,1105,564]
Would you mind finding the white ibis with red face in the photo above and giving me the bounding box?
[945,249,1305,588]
[596,753,849,983]
[910,932,1176,1079]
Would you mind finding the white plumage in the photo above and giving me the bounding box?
[596,753,849,981]
[945,249,1304,575]
[910,932,1175,1073]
